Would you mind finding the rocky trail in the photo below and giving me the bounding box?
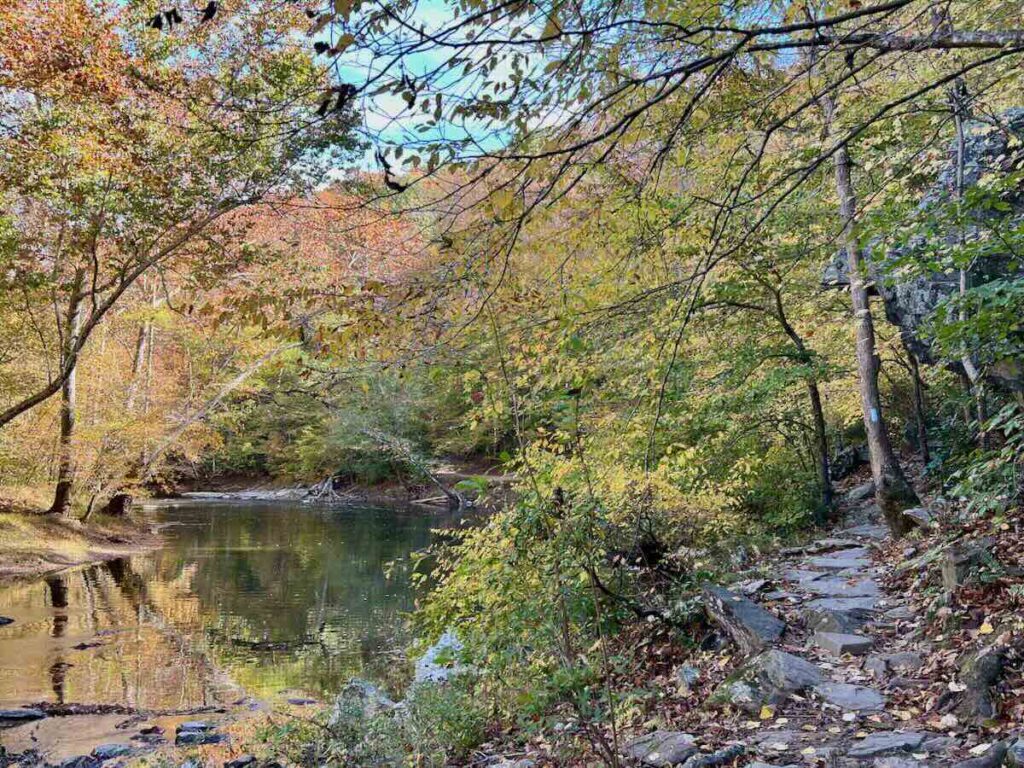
[618,483,1022,768]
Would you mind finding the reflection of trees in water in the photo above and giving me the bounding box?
[145,504,450,697]
[0,505,457,707]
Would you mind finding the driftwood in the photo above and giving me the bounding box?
[28,702,223,718]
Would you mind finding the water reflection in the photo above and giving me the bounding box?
[0,502,461,709]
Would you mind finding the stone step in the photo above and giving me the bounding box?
[804,577,880,598]
[812,631,873,656]
[813,681,886,711]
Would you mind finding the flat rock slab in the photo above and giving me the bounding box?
[842,523,889,540]
[864,652,924,678]
[847,732,928,759]
[804,604,875,634]
[805,577,880,598]
[783,569,827,585]
[805,597,880,613]
[622,730,699,767]
[0,708,47,724]
[814,681,885,711]
[91,744,133,760]
[804,556,872,571]
[702,585,785,655]
[812,631,873,656]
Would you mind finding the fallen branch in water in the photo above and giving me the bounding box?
[27,702,225,718]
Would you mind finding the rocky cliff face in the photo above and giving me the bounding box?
[824,108,1024,390]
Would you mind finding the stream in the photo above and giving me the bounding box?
[0,500,466,761]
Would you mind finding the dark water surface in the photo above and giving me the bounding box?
[0,501,462,711]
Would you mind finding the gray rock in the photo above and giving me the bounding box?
[813,682,885,711]
[736,578,770,595]
[708,650,822,714]
[805,597,879,613]
[955,643,1006,724]
[1006,739,1024,768]
[177,721,216,733]
[701,585,785,656]
[175,732,223,746]
[847,732,927,759]
[59,758,101,768]
[763,590,798,601]
[805,577,879,598]
[621,731,699,766]
[91,744,133,760]
[812,631,873,656]
[747,763,802,768]
[941,537,995,591]
[681,743,744,768]
[286,697,317,705]
[803,555,872,571]
[823,109,1024,391]
[883,606,915,621]
[675,665,700,694]
[864,652,923,678]
[901,508,935,531]
[805,604,875,634]
[847,482,876,503]
[415,630,467,684]
[872,759,923,768]
[783,569,826,586]
[0,617,13,627]
[951,741,1007,768]
[0,708,46,724]
[843,523,889,540]
[224,756,257,768]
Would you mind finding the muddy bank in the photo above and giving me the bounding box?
[0,509,161,585]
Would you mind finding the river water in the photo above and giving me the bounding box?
[0,501,463,715]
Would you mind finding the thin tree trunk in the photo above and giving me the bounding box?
[821,92,919,536]
[902,337,931,466]
[806,380,833,514]
[49,270,85,518]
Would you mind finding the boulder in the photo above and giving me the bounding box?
[708,649,822,714]
[846,481,876,503]
[621,731,699,766]
[415,631,468,684]
[941,537,995,591]
[681,744,744,768]
[812,632,873,657]
[701,585,785,655]
[823,108,1024,391]
[951,742,1007,768]
[675,665,700,695]
[955,644,1006,724]
[91,744,133,760]
[846,732,928,759]
[901,508,935,531]
[813,681,885,711]
[1006,739,1024,768]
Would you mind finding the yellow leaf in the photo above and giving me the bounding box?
[979,621,994,635]
[759,705,774,720]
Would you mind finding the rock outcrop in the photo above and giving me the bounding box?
[823,108,1024,391]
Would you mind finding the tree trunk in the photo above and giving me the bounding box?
[806,380,833,515]
[902,337,930,466]
[821,94,919,536]
[49,271,85,518]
